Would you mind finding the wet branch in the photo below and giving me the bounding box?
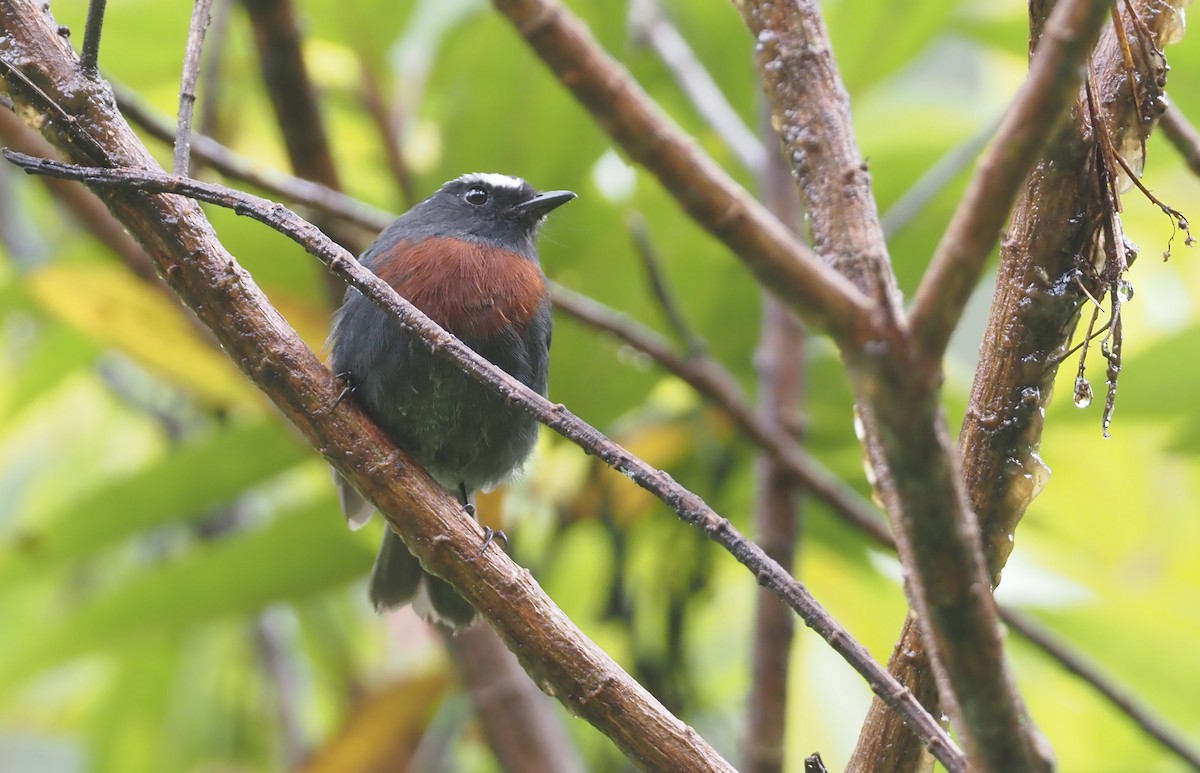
[908,0,1114,369]
[739,2,1046,769]
[853,0,1189,767]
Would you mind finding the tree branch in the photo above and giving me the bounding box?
[738,2,1047,769]
[1002,610,1200,769]
[448,625,585,773]
[239,0,367,276]
[854,0,1187,766]
[114,83,390,237]
[174,0,216,175]
[627,0,765,174]
[488,0,881,348]
[908,0,1114,368]
[1159,103,1200,177]
[742,129,806,773]
[79,0,107,77]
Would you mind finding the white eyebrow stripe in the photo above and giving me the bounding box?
[458,172,526,191]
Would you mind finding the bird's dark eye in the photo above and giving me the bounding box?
[464,186,489,206]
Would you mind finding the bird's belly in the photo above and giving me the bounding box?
[375,341,541,492]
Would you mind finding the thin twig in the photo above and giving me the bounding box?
[196,0,234,145]
[908,0,1115,368]
[627,0,765,174]
[175,0,217,175]
[549,284,893,546]
[79,0,108,77]
[742,123,806,773]
[359,60,416,209]
[880,119,998,239]
[1158,104,1200,178]
[1002,610,1200,770]
[115,84,391,235]
[3,150,965,773]
[626,212,707,356]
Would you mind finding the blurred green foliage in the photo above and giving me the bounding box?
[1,0,1198,770]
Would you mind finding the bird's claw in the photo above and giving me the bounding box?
[324,372,357,414]
[470,525,507,562]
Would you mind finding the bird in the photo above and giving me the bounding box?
[328,172,575,628]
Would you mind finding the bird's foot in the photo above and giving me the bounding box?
[324,372,358,414]
[457,483,475,517]
[469,526,508,562]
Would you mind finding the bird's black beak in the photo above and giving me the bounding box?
[515,189,577,219]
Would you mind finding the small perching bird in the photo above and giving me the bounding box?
[329,172,575,627]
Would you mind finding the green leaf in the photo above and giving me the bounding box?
[0,496,371,689]
[0,420,310,585]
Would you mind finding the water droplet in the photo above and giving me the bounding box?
[1074,377,1093,408]
[1117,280,1134,303]
[852,408,865,442]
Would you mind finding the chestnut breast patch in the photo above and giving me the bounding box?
[375,237,546,338]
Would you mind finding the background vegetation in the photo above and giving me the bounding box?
[0,0,1197,770]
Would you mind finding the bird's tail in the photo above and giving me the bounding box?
[335,470,477,628]
[370,529,478,628]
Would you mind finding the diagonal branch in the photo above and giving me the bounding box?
[488,0,880,348]
[908,0,1115,369]
[627,0,765,174]
[1159,103,1200,177]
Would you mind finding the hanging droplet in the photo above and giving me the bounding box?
[1074,377,1093,408]
[1117,280,1134,303]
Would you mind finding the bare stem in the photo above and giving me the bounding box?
[79,0,108,77]
[627,0,765,174]
[1159,104,1200,178]
[175,0,217,175]
[742,126,806,773]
